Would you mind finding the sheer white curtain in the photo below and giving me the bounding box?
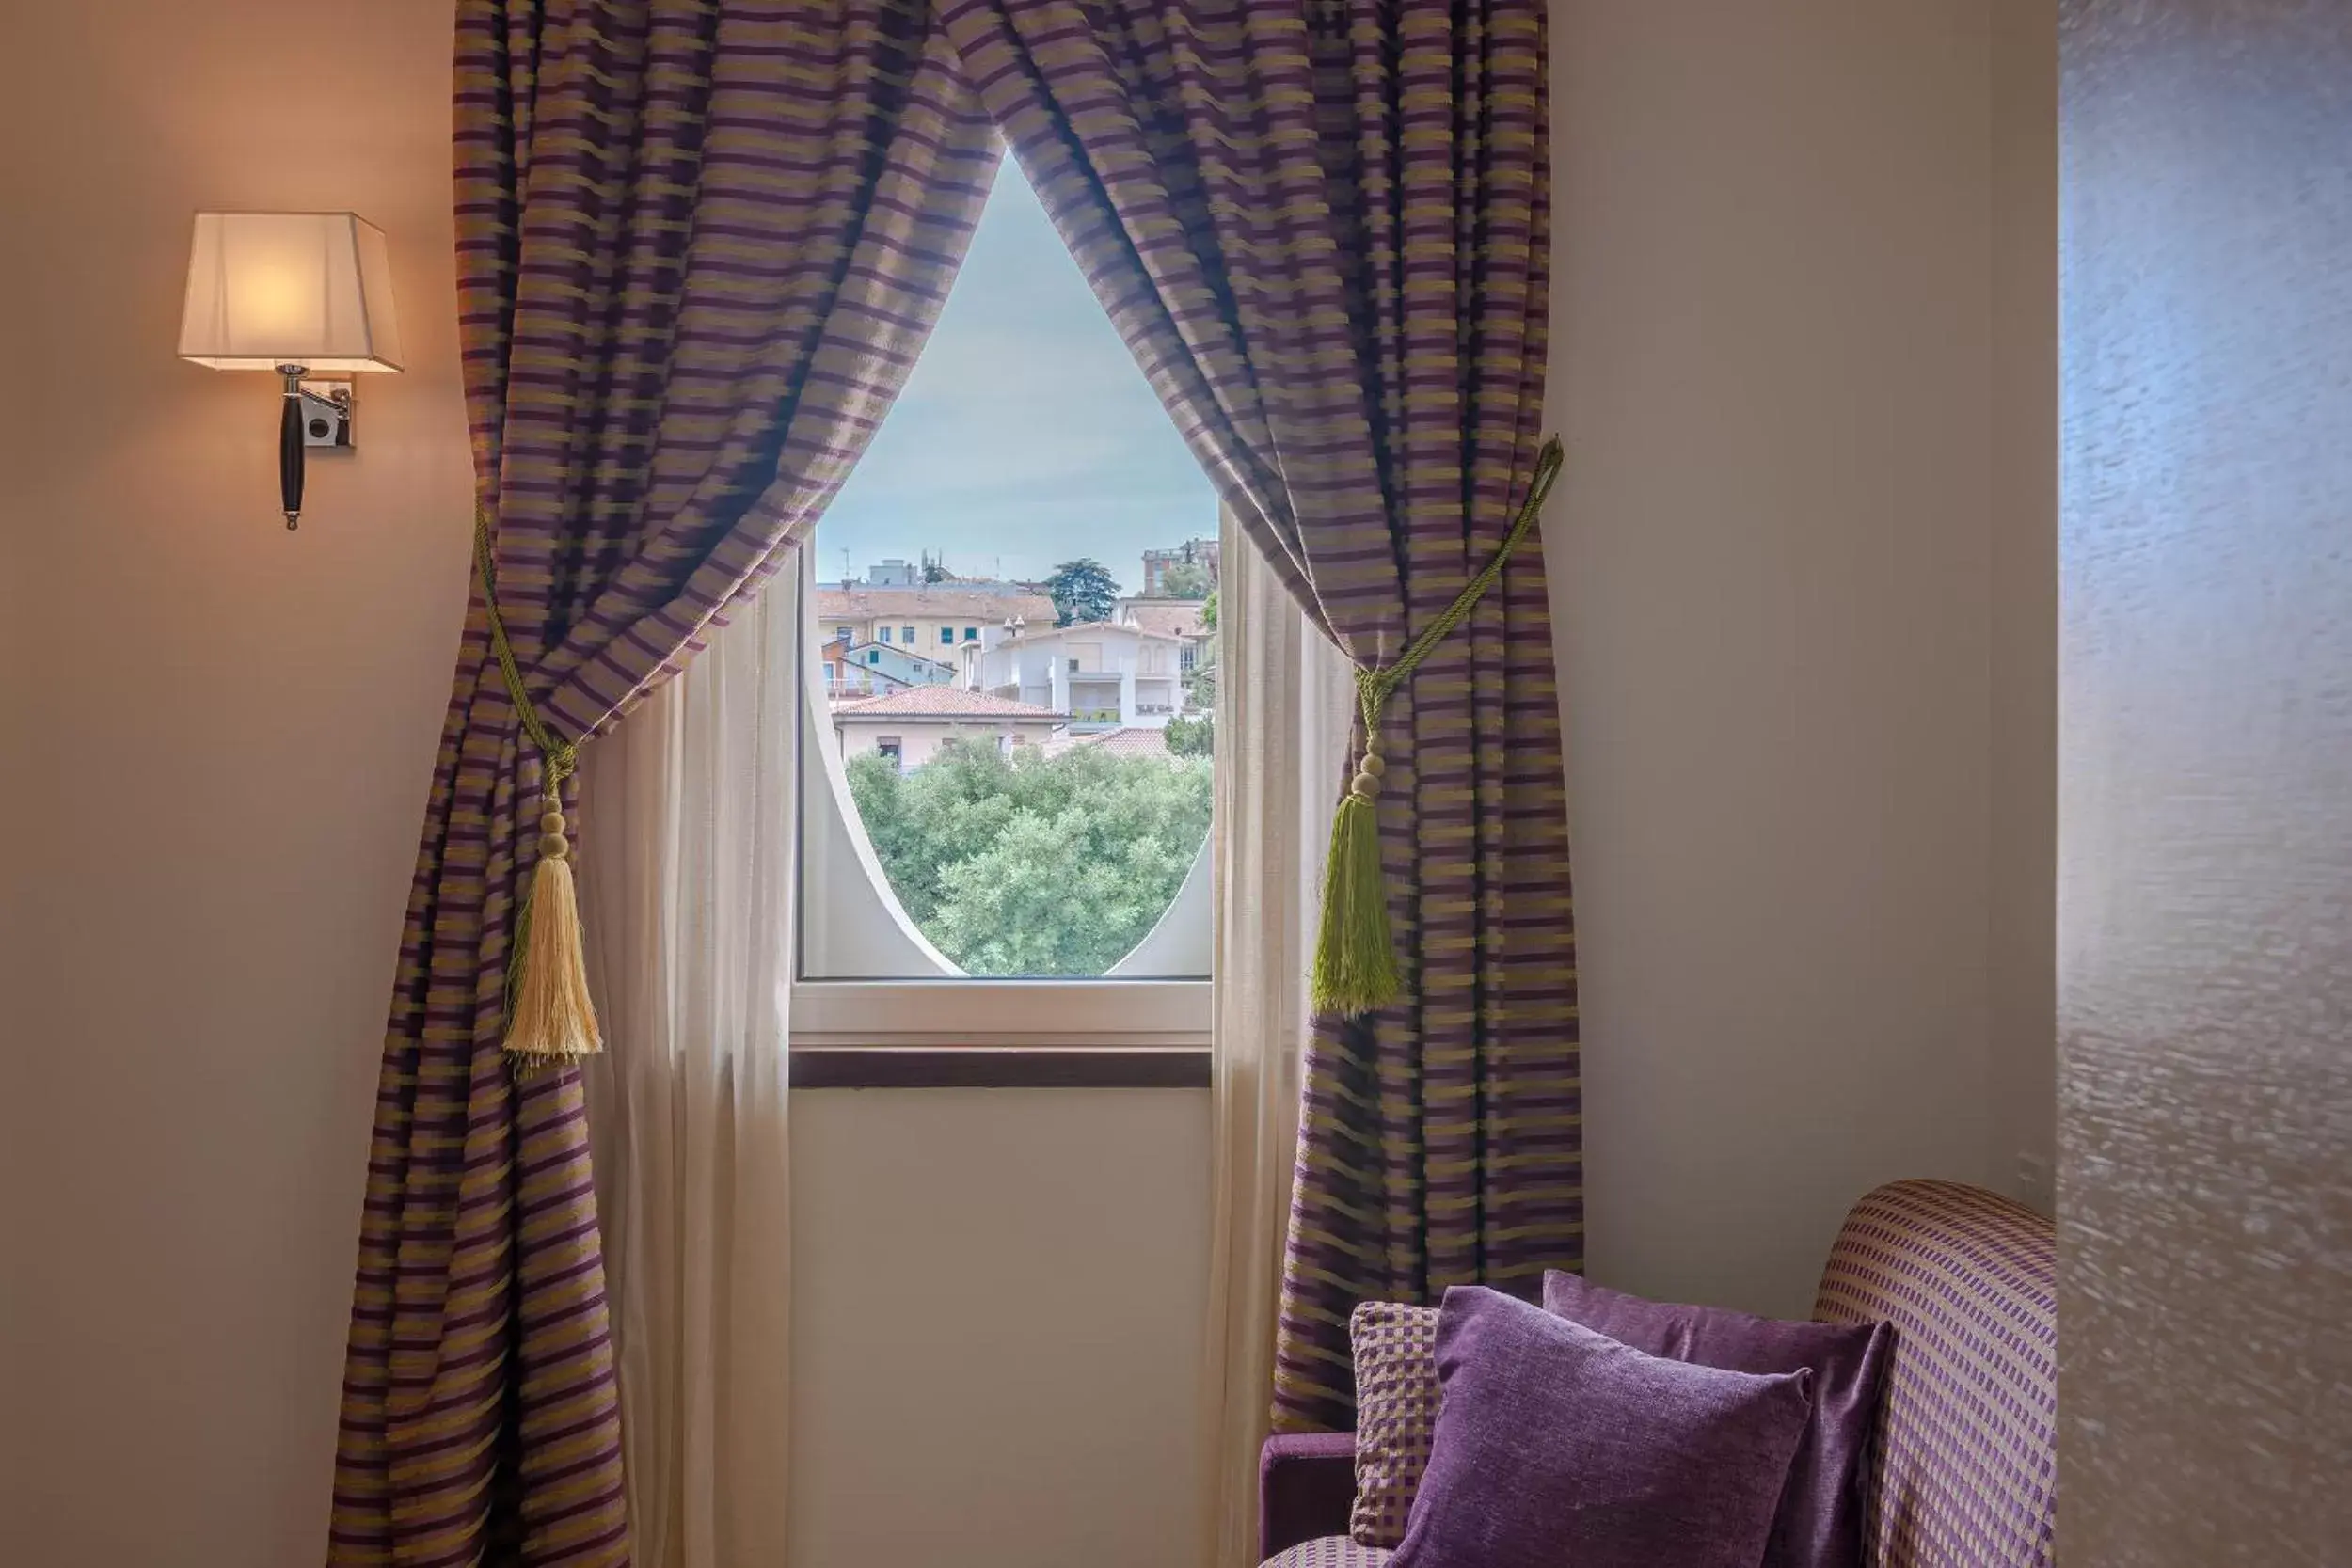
[1200,522,1359,1568]
[578,578,798,1568]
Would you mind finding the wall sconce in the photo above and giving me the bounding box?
[177,212,402,529]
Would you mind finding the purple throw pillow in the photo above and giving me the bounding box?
[1544,1270,1893,1568]
[1391,1287,1813,1568]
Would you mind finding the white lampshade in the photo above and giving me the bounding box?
[177,212,403,372]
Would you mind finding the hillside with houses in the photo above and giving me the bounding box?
[817,539,1218,768]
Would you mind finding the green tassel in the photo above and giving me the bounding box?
[1311,782,1400,1016]
[1303,436,1565,1018]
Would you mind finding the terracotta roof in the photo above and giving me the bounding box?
[815,585,1057,624]
[832,685,1066,721]
[1118,598,1209,640]
[1055,725,1176,759]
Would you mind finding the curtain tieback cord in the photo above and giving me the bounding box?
[474,509,602,1068]
[1311,436,1565,1017]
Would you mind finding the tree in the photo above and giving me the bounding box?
[1184,651,1217,713]
[1184,618,1219,712]
[1165,712,1214,758]
[1044,557,1120,626]
[1159,560,1212,599]
[1199,588,1217,630]
[842,737,1213,975]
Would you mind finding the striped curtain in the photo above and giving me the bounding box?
[939,0,1580,1433]
[326,5,996,1563]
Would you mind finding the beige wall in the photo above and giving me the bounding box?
[789,1091,1207,1568]
[1546,0,2054,1315]
[1987,0,2058,1209]
[0,1,2053,1564]
[1,6,471,1562]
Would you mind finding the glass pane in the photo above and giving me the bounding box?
[808,154,1221,978]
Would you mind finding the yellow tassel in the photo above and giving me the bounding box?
[1311,756,1402,1016]
[504,808,601,1067]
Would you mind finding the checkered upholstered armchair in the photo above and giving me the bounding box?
[1259,1180,2058,1568]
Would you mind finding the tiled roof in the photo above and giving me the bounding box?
[1119,598,1209,640]
[832,685,1065,721]
[1057,725,1176,759]
[815,584,1057,624]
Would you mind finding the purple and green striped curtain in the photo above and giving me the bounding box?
[334,1,1574,1556]
[326,4,996,1562]
[939,0,1581,1432]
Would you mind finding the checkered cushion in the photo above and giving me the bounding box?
[1263,1535,1392,1568]
[1812,1180,2058,1568]
[1346,1301,1439,1549]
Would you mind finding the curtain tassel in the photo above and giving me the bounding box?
[475,506,602,1067]
[1311,742,1401,1014]
[505,802,602,1064]
[1306,436,1565,1019]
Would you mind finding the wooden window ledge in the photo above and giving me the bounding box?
[787,1045,1209,1089]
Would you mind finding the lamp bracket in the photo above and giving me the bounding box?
[297,377,357,450]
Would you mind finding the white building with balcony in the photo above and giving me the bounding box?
[961,618,1187,731]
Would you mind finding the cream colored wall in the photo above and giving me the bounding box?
[1986,0,2059,1208]
[789,1090,1208,1568]
[1546,0,2052,1315]
[1,7,471,1563]
[0,1,2053,1563]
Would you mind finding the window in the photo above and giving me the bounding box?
[867,649,882,665]
[834,626,854,643]
[797,153,1217,1062]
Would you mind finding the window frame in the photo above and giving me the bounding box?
[787,559,1211,1087]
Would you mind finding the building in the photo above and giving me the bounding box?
[860,557,920,587]
[1114,596,1213,677]
[1044,725,1174,761]
[831,684,1065,769]
[961,618,1187,732]
[815,582,1058,661]
[1139,537,1219,596]
[820,636,957,701]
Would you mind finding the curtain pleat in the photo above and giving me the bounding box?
[579,585,797,1568]
[328,7,997,1563]
[1200,518,1359,1565]
[936,0,1580,1436]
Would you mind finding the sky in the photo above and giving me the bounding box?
[814,156,1218,592]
